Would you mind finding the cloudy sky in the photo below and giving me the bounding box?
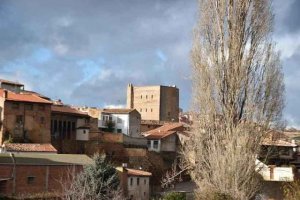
[0,0,299,127]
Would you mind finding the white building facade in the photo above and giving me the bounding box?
[99,109,141,138]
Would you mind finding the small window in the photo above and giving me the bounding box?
[144,192,146,196]
[168,112,171,116]
[146,95,148,99]
[16,115,23,124]
[151,108,153,112]
[83,130,86,134]
[38,105,45,111]
[0,180,7,193]
[141,95,142,99]
[144,179,147,185]
[130,178,133,186]
[140,108,142,112]
[151,95,153,99]
[147,140,151,148]
[117,129,122,133]
[40,117,45,124]
[12,103,19,110]
[25,104,33,110]
[153,140,159,149]
[27,176,35,184]
[137,177,140,185]
[145,108,147,112]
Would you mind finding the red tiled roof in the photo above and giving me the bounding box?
[261,130,297,147]
[126,168,152,177]
[2,143,57,153]
[51,105,89,117]
[0,79,24,86]
[0,89,52,104]
[144,122,184,139]
[102,108,136,114]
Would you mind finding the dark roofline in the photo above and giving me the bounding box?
[0,79,24,86]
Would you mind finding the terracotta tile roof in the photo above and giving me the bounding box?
[2,143,57,153]
[51,105,89,117]
[126,168,152,177]
[0,89,52,104]
[102,108,136,114]
[144,122,184,139]
[262,130,297,147]
[0,79,24,86]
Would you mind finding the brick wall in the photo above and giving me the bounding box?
[0,164,83,198]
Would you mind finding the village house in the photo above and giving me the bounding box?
[127,84,179,122]
[117,166,152,200]
[143,123,188,153]
[0,153,92,198]
[99,109,141,138]
[0,89,52,144]
[51,102,91,153]
[0,143,57,154]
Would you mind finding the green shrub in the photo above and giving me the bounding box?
[163,192,186,200]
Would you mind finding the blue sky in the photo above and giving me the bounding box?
[0,0,300,127]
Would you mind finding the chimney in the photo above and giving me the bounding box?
[3,90,8,99]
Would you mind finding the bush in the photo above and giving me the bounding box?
[163,192,186,200]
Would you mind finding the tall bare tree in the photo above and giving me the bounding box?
[185,0,285,199]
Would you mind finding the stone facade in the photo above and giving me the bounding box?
[127,84,179,122]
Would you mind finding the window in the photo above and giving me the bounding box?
[67,121,71,139]
[147,140,151,148]
[144,192,146,196]
[140,108,142,112]
[168,112,171,116]
[16,115,23,124]
[12,103,19,110]
[117,129,122,133]
[144,179,147,185]
[25,104,33,110]
[130,178,133,186]
[151,95,153,99]
[146,95,148,99]
[83,130,86,134]
[27,176,35,185]
[153,140,159,149]
[40,117,45,124]
[137,177,140,185]
[145,108,147,112]
[151,108,153,112]
[141,95,142,99]
[38,105,45,111]
[0,180,7,193]
[72,122,76,131]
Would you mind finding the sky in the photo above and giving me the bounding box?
[0,0,299,127]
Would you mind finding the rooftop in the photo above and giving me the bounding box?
[0,153,93,166]
[102,108,136,114]
[0,89,52,104]
[144,122,184,139]
[117,167,152,177]
[262,130,297,147]
[51,105,89,117]
[0,79,24,86]
[2,143,57,153]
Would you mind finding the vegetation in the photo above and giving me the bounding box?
[163,192,186,200]
[184,0,285,199]
[283,180,300,200]
[63,154,122,200]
